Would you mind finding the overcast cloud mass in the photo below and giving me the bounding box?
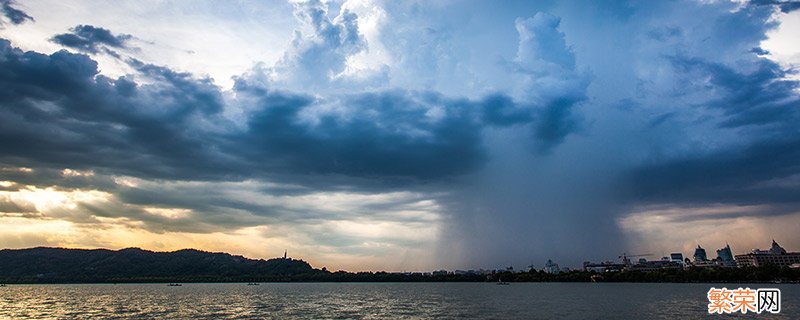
[0,0,799,271]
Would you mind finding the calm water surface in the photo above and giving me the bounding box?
[0,282,797,319]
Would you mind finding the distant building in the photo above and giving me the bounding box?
[716,244,733,261]
[687,243,738,269]
[691,260,721,269]
[716,244,736,268]
[431,270,448,276]
[735,240,800,268]
[583,261,625,273]
[545,259,560,274]
[693,245,708,262]
[769,239,787,255]
[629,260,682,272]
[670,253,684,265]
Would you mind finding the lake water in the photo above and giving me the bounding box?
[0,282,797,319]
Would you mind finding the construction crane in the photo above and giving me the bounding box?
[618,253,652,266]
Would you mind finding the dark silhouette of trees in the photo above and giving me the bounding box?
[1,247,797,283]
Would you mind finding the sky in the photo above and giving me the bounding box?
[0,0,799,272]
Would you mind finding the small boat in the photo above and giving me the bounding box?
[496,278,510,285]
[167,283,182,287]
[591,274,603,283]
[247,282,260,286]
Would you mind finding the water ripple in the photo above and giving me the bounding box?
[0,283,797,319]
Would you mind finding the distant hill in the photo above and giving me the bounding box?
[0,247,316,283]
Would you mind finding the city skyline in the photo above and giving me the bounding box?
[1,0,800,271]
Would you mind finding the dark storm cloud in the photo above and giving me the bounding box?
[632,138,800,207]
[662,205,798,223]
[751,47,771,55]
[114,182,301,221]
[231,84,584,181]
[669,56,800,129]
[74,197,267,234]
[0,9,592,246]
[532,97,583,152]
[51,25,132,54]
[0,39,231,181]
[230,81,487,180]
[128,58,225,116]
[480,94,533,127]
[0,38,555,190]
[630,57,800,216]
[0,0,32,25]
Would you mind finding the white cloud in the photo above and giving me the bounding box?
[762,9,800,81]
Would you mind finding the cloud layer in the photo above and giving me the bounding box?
[51,25,133,55]
[0,0,32,25]
[0,0,799,270]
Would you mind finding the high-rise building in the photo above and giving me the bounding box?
[545,259,560,274]
[693,245,708,262]
[716,244,733,261]
[670,253,684,264]
[715,244,736,268]
[735,240,800,268]
[770,239,787,255]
